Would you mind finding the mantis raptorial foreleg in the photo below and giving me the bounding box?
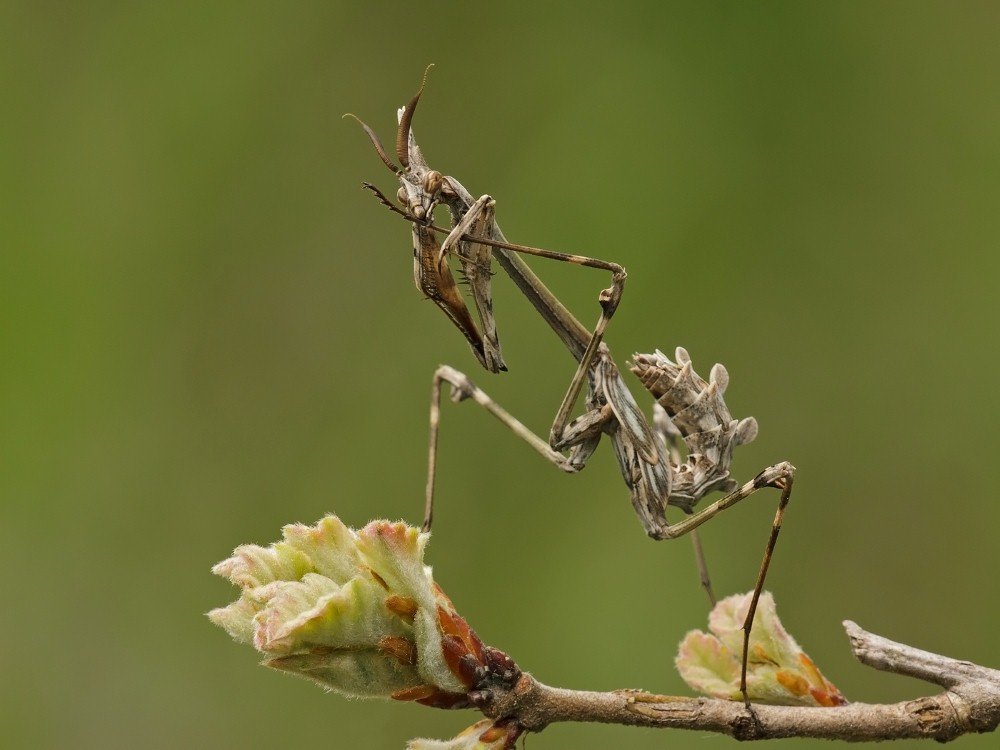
[437,195,503,371]
[348,65,628,402]
[362,178,628,457]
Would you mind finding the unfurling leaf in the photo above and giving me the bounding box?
[209,515,517,705]
[407,719,521,750]
[676,591,847,707]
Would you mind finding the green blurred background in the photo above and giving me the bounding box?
[3,2,999,748]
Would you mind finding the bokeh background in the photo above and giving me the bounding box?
[4,2,999,749]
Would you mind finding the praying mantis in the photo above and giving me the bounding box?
[347,69,795,704]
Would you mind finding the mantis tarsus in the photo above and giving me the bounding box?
[349,69,795,705]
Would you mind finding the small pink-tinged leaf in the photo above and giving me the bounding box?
[676,592,847,706]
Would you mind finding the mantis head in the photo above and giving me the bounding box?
[345,64,453,223]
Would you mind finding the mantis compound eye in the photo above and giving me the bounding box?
[424,170,443,196]
[397,187,407,206]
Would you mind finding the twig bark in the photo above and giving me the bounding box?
[471,621,1000,742]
